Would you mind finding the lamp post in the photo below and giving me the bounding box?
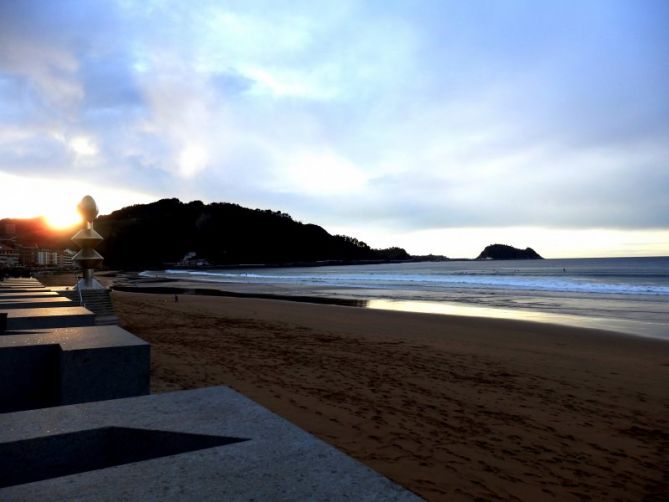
[72,195,104,290]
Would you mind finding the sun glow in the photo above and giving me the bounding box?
[0,171,155,230]
[44,208,81,230]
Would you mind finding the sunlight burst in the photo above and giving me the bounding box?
[44,207,82,230]
[0,171,155,231]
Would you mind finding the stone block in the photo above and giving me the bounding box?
[0,427,246,488]
[0,387,421,501]
[0,326,149,412]
[0,287,48,293]
[0,297,73,309]
[3,307,94,331]
[0,344,60,412]
[0,292,60,300]
[0,279,42,287]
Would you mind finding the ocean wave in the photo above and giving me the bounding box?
[150,269,669,296]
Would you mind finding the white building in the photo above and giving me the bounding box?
[36,249,59,267]
[58,249,76,268]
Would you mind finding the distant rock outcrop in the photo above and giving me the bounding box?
[476,244,542,260]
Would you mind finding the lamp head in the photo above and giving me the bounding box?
[77,195,98,223]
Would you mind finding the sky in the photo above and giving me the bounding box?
[0,0,668,258]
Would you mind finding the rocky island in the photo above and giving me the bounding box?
[476,244,543,260]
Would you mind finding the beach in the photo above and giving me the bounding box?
[111,290,669,501]
[141,258,669,339]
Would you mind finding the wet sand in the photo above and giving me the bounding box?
[112,291,669,501]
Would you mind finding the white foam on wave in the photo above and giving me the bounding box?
[155,269,669,296]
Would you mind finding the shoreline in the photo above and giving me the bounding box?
[135,257,669,342]
[112,283,369,307]
[38,269,669,340]
[111,291,669,501]
[112,282,669,341]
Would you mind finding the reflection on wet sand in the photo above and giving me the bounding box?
[366,299,669,340]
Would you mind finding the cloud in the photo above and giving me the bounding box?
[0,0,667,258]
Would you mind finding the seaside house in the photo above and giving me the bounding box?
[0,243,19,268]
[57,249,76,269]
[35,249,59,267]
[17,244,38,267]
[179,251,209,267]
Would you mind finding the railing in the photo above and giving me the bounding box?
[76,278,84,307]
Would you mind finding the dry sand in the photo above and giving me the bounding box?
[110,291,669,501]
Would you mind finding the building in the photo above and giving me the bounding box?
[1,222,16,236]
[58,249,76,269]
[178,251,210,267]
[0,242,19,268]
[0,243,77,269]
[36,249,59,267]
[17,244,38,267]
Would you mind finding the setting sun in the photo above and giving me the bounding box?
[0,171,154,230]
[44,208,81,230]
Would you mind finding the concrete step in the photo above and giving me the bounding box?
[58,290,118,325]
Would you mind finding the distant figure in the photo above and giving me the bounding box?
[563,268,566,272]
[174,294,179,303]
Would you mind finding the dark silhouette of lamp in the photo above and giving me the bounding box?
[72,195,104,290]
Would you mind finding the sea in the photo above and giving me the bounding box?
[143,257,669,340]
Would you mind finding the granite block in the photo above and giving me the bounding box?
[0,326,149,412]
[0,387,421,501]
[3,307,95,330]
